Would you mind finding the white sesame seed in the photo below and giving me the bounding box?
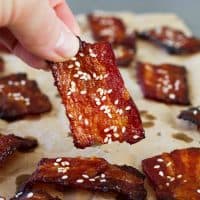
[68,114,73,119]
[101,174,106,178]
[54,162,59,166]
[57,167,68,173]
[104,74,109,78]
[68,64,74,69]
[90,53,97,58]
[157,158,164,162]
[104,127,110,133]
[125,106,131,111]
[104,136,109,143]
[193,110,198,115]
[177,174,182,179]
[78,115,82,121]
[84,119,89,126]
[79,53,84,57]
[154,165,160,169]
[170,177,175,182]
[107,89,112,94]
[71,57,77,61]
[133,135,140,139]
[15,192,23,198]
[61,161,70,166]
[166,162,172,167]
[197,189,200,194]
[122,127,126,133]
[101,96,106,101]
[61,175,68,180]
[89,178,95,182]
[76,179,84,183]
[169,93,176,100]
[27,192,33,198]
[80,90,87,95]
[100,179,106,182]
[75,61,81,67]
[114,133,119,138]
[114,99,119,105]
[82,174,89,179]
[56,158,62,163]
[166,182,170,187]
[159,171,164,177]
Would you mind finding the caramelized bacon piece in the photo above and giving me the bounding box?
[178,106,200,129]
[138,26,200,55]
[0,57,4,72]
[0,73,52,121]
[19,157,146,200]
[142,148,200,200]
[88,14,136,66]
[51,41,144,148]
[0,134,38,165]
[137,62,190,105]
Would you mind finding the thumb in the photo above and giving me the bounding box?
[1,0,79,62]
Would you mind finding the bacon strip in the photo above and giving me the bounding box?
[88,14,136,66]
[0,134,38,165]
[11,190,60,200]
[138,26,200,55]
[178,106,200,129]
[142,148,200,200]
[137,62,190,105]
[0,73,52,121]
[51,41,144,148]
[17,157,146,200]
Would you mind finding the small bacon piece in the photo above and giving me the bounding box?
[19,157,147,200]
[51,41,144,148]
[88,14,136,66]
[178,106,200,129]
[0,134,38,165]
[138,26,200,55]
[12,190,60,200]
[142,148,200,200]
[0,73,52,121]
[0,57,4,72]
[137,62,190,105]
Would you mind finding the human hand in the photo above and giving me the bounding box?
[0,0,80,70]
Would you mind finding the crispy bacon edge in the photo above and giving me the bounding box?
[137,26,200,55]
[16,157,147,200]
[136,62,190,105]
[178,106,200,129]
[142,148,200,200]
[0,134,38,165]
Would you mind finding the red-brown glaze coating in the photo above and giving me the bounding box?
[0,134,38,165]
[19,157,146,200]
[138,26,200,55]
[51,41,144,148]
[11,190,60,200]
[178,106,200,129]
[142,148,200,200]
[137,62,190,105]
[0,73,52,121]
[88,14,136,66]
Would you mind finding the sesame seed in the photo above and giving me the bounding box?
[15,192,23,198]
[71,57,77,61]
[68,64,74,69]
[89,178,95,182]
[27,192,33,198]
[177,174,182,179]
[170,177,175,182]
[122,127,126,133]
[56,158,62,163]
[107,89,112,94]
[104,136,109,143]
[82,174,89,179]
[90,53,97,58]
[61,161,70,166]
[169,93,176,100]
[68,114,73,119]
[79,53,84,57]
[104,74,109,78]
[78,115,82,121]
[114,99,119,105]
[54,162,59,166]
[100,179,106,182]
[157,158,164,162]
[84,119,89,126]
[193,110,198,115]
[125,106,131,111]
[154,165,160,169]
[166,162,172,167]
[75,61,81,67]
[57,167,68,173]
[101,96,106,101]
[133,135,140,139]
[197,189,200,194]
[166,182,170,187]
[104,127,110,133]
[80,90,87,95]
[76,179,84,183]
[114,133,119,138]
[159,171,164,177]
[61,175,68,180]
[101,174,106,178]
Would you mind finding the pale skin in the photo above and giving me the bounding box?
[0,0,80,70]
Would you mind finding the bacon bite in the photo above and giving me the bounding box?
[17,157,146,200]
[137,62,190,105]
[138,26,200,55]
[51,41,144,148]
[142,148,200,200]
[0,134,38,166]
[88,14,136,66]
[0,73,52,121]
[178,106,200,129]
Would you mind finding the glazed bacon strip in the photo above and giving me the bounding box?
[142,148,200,200]
[138,26,200,55]
[137,62,190,105]
[0,73,52,121]
[18,157,147,200]
[51,41,144,148]
[0,134,38,165]
[178,106,200,129]
[88,14,136,66]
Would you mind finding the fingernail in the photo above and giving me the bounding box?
[55,30,79,59]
